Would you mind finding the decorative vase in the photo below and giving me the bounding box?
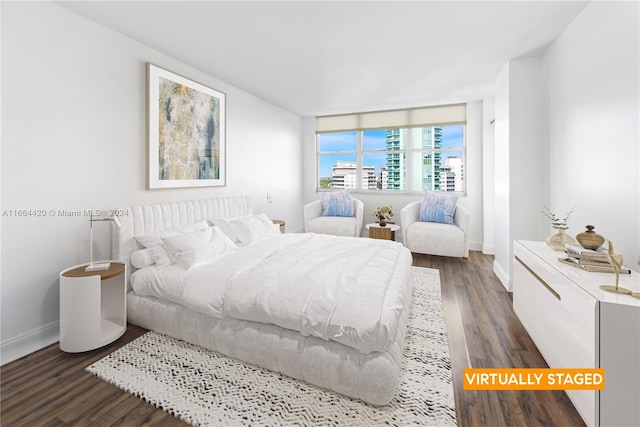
[379,220,387,227]
[546,228,578,251]
[575,225,605,250]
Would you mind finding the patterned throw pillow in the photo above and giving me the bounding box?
[419,191,458,224]
[321,190,353,217]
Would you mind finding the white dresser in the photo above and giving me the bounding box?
[513,240,640,427]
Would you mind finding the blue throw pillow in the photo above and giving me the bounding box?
[321,190,353,217]
[419,192,458,224]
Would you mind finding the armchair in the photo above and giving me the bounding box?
[401,200,470,258]
[303,197,364,237]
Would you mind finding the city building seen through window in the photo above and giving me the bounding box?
[317,124,465,193]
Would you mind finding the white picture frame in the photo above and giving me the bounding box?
[147,63,226,189]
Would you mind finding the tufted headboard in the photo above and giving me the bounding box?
[111,195,252,275]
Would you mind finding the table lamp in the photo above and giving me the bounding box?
[85,214,121,272]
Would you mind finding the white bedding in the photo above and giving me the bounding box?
[131,233,412,354]
[126,288,410,406]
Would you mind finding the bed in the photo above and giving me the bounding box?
[112,195,413,405]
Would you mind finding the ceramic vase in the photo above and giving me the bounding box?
[546,228,577,251]
[575,225,605,250]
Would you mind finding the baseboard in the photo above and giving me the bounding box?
[469,241,483,252]
[493,260,512,292]
[1,321,59,366]
[482,244,495,255]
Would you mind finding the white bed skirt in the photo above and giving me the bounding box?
[127,279,412,406]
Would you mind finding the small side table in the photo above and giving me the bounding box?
[272,219,285,233]
[366,223,400,241]
[59,261,127,352]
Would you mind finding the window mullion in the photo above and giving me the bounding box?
[406,128,413,193]
[356,131,363,191]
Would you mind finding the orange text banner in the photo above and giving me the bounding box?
[463,368,605,390]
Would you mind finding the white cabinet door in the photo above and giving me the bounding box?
[513,242,597,426]
[513,257,557,365]
[553,276,598,427]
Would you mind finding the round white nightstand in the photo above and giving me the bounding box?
[59,261,127,352]
[366,223,401,241]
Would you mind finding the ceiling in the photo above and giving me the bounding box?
[57,1,588,117]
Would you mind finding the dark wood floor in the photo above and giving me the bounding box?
[414,252,584,427]
[1,251,585,427]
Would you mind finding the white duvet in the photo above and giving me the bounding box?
[130,233,413,354]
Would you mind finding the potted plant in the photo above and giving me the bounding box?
[372,205,394,227]
[542,206,577,251]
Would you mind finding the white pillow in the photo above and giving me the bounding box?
[254,213,281,236]
[179,221,211,233]
[227,214,279,246]
[150,245,175,268]
[209,216,251,243]
[161,226,237,270]
[134,221,209,248]
[130,248,155,269]
[130,245,175,269]
[207,226,238,254]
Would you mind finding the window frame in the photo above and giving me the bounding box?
[316,124,466,195]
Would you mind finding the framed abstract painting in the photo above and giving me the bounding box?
[147,63,226,189]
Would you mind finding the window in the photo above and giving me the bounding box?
[317,131,357,189]
[316,104,466,193]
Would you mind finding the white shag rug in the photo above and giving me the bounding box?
[87,266,456,426]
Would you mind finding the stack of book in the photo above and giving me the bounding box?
[559,244,632,274]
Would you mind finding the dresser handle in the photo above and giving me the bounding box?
[515,256,561,301]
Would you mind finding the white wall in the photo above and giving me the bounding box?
[493,64,511,289]
[493,0,639,289]
[494,57,546,291]
[302,101,486,251]
[0,2,303,364]
[482,97,495,254]
[543,0,639,268]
